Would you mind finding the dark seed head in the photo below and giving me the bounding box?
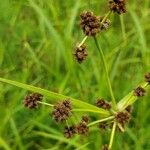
[96,99,111,110]
[80,11,100,36]
[99,121,108,130]
[109,0,126,14]
[74,45,88,63]
[52,100,72,122]
[144,73,150,84]
[101,144,109,150]
[81,115,90,124]
[76,122,89,135]
[64,126,77,138]
[125,105,133,114]
[99,17,111,30]
[115,111,131,126]
[23,93,43,109]
[134,86,146,97]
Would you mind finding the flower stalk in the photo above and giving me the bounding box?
[94,37,117,110]
[108,122,117,149]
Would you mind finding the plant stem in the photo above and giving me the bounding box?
[88,116,114,127]
[120,15,126,41]
[37,101,54,107]
[108,122,117,149]
[94,37,117,109]
[117,123,125,132]
[72,108,110,115]
[78,36,88,47]
[100,11,111,27]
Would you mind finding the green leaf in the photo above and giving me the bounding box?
[0,77,110,116]
[0,137,11,150]
[117,82,148,111]
[31,131,79,147]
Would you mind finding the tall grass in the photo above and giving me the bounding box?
[0,0,149,149]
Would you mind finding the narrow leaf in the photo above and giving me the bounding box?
[0,77,110,115]
[117,82,148,110]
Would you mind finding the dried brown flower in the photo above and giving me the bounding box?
[81,115,90,124]
[101,144,109,150]
[96,99,111,110]
[99,17,111,30]
[76,122,89,135]
[80,11,100,36]
[64,126,77,138]
[134,86,146,97]
[125,105,133,114]
[99,121,108,130]
[74,45,88,63]
[52,100,72,122]
[23,93,43,109]
[115,111,131,126]
[145,73,150,84]
[109,0,126,14]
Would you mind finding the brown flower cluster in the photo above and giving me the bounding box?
[64,125,77,138]
[134,86,146,97]
[76,122,89,135]
[101,144,109,150]
[81,115,90,124]
[99,17,111,30]
[74,44,88,63]
[99,121,108,130]
[145,72,150,84]
[23,93,43,109]
[115,111,131,127]
[109,0,127,14]
[96,99,111,110]
[63,115,90,138]
[125,105,133,114]
[52,100,72,122]
[80,11,100,36]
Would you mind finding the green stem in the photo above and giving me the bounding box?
[88,116,114,127]
[37,101,54,107]
[117,123,125,132]
[100,11,111,27]
[78,36,88,47]
[108,122,117,149]
[120,15,126,41]
[72,108,110,115]
[94,37,117,109]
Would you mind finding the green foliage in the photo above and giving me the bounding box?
[0,0,150,149]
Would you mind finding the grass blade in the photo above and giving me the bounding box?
[0,77,110,115]
[0,137,11,150]
[117,82,148,110]
[32,131,79,147]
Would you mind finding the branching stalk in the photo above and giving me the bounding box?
[88,116,114,127]
[94,37,117,109]
[78,36,88,47]
[100,11,111,27]
[108,122,117,149]
[37,101,54,107]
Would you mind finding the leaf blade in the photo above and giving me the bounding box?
[0,77,110,115]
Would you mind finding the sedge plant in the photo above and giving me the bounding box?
[0,0,150,150]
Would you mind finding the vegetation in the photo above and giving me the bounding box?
[0,0,149,149]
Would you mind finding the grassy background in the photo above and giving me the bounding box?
[0,0,150,149]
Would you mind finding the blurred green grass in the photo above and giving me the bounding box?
[0,0,150,149]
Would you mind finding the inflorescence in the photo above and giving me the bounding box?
[52,100,72,122]
[80,11,100,36]
[23,73,149,148]
[74,44,88,63]
[109,0,127,14]
[96,99,111,110]
[23,93,43,109]
[21,0,150,147]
